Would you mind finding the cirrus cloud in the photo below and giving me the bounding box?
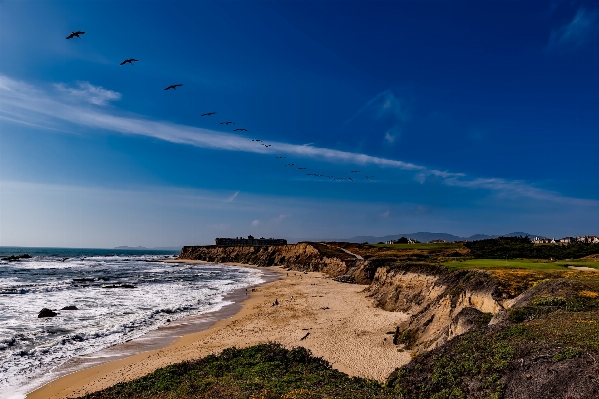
[54,81,122,105]
[0,74,597,208]
[548,7,599,50]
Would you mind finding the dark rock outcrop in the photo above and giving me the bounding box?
[38,308,57,318]
[101,284,136,289]
[2,254,32,261]
[61,305,78,310]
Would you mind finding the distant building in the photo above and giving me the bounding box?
[577,236,599,244]
[559,237,576,244]
[429,239,446,243]
[215,235,287,246]
[532,237,556,244]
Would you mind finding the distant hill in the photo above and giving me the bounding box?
[115,246,147,249]
[288,232,539,244]
[344,232,465,244]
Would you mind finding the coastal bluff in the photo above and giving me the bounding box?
[179,242,373,283]
[177,242,599,398]
[178,243,502,351]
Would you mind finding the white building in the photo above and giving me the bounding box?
[577,236,599,244]
[532,237,556,244]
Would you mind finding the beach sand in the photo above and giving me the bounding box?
[28,264,410,399]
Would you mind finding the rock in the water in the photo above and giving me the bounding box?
[101,284,136,289]
[38,308,57,318]
[2,254,32,261]
[61,305,78,310]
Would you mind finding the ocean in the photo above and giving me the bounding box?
[0,247,266,399]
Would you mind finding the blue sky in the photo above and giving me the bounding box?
[1,0,598,247]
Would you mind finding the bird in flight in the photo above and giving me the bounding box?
[220,122,234,125]
[348,177,354,181]
[276,156,286,159]
[350,170,361,173]
[298,167,307,170]
[66,31,85,39]
[252,139,262,142]
[120,59,139,65]
[201,112,217,116]
[164,84,183,90]
[365,175,374,179]
[233,128,248,132]
[285,164,295,166]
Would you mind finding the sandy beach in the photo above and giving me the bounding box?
[28,262,411,399]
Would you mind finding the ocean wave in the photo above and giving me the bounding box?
[0,258,264,396]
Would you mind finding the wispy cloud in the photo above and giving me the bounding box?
[378,90,410,122]
[0,75,597,207]
[384,128,399,144]
[548,7,599,50]
[54,81,122,105]
[251,220,260,227]
[346,89,410,145]
[225,191,239,203]
[442,177,598,207]
[346,89,409,123]
[380,210,390,218]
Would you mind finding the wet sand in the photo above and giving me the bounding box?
[28,264,411,399]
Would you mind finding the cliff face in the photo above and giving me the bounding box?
[179,243,355,277]
[366,263,502,350]
[179,245,503,349]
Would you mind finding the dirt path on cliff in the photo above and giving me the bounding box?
[29,266,410,399]
[338,247,364,260]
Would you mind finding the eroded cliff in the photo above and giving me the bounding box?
[179,243,357,277]
[177,243,599,399]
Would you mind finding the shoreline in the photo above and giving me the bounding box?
[24,261,279,399]
[29,262,411,399]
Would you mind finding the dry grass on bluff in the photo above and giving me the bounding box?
[325,242,469,262]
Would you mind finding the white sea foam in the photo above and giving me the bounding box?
[0,253,264,398]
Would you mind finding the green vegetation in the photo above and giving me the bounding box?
[528,310,599,353]
[393,328,419,349]
[443,258,599,271]
[75,343,396,399]
[553,347,583,362]
[464,236,599,260]
[389,305,599,399]
[389,327,524,399]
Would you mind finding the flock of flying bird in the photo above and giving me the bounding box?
[66,30,374,183]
